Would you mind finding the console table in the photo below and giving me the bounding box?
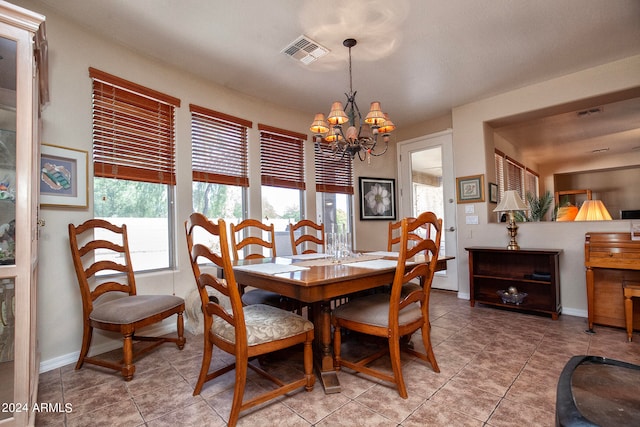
[584,232,640,332]
[466,247,562,319]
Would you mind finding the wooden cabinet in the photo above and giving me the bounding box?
[466,247,562,319]
[584,232,640,332]
[0,2,45,425]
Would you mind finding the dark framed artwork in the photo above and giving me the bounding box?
[489,182,498,203]
[456,174,485,204]
[359,177,396,220]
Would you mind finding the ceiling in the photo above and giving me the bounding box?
[5,0,640,165]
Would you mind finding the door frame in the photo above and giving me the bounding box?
[397,129,458,291]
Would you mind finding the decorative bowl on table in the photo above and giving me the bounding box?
[497,290,528,305]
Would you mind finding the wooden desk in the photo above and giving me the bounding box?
[585,232,640,332]
[232,254,452,393]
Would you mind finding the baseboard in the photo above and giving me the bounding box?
[561,307,587,318]
[457,291,470,300]
[39,324,177,373]
[455,291,587,319]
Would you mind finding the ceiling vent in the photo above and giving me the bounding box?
[281,35,329,65]
[577,107,602,117]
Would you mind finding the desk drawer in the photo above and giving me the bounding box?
[590,248,640,259]
[588,248,640,269]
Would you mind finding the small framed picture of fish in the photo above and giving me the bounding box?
[40,144,88,208]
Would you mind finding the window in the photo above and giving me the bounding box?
[495,150,539,202]
[315,142,353,237]
[190,104,250,229]
[524,169,539,198]
[259,125,306,254]
[90,67,180,271]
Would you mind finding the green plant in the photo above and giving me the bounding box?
[514,191,553,222]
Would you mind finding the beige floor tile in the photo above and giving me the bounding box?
[145,400,225,427]
[487,398,555,427]
[65,399,144,427]
[315,400,396,427]
[37,290,640,426]
[430,378,502,422]
[403,399,484,427]
[133,379,203,421]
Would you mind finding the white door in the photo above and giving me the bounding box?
[397,130,458,291]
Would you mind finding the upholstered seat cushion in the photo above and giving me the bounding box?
[185,287,231,335]
[401,282,421,297]
[90,295,184,324]
[332,293,422,328]
[213,304,313,346]
[241,288,284,307]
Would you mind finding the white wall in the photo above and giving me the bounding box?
[20,0,640,372]
[24,1,318,370]
[451,55,640,314]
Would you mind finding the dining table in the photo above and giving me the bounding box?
[232,251,454,393]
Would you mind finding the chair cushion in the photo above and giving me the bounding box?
[332,293,422,328]
[401,282,421,297]
[185,287,231,335]
[90,295,184,324]
[213,304,313,346]
[241,289,284,307]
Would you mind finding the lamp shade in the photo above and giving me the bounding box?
[377,113,396,134]
[574,200,612,221]
[310,113,329,134]
[494,190,529,212]
[327,102,349,125]
[556,205,579,221]
[364,101,386,126]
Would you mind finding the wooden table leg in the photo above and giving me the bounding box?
[312,300,341,393]
[585,267,595,333]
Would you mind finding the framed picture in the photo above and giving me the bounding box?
[40,144,88,208]
[456,174,485,204]
[489,182,498,203]
[359,177,396,220]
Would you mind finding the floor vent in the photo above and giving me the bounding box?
[281,35,329,65]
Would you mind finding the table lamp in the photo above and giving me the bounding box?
[574,200,612,221]
[493,190,529,250]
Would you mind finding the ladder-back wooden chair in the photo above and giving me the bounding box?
[185,213,314,426]
[289,219,325,255]
[230,219,297,310]
[388,215,434,295]
[387,217,427,251]
[332,211,442,398]
[68,219,185,381]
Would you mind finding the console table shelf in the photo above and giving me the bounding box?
[466,247,562,319]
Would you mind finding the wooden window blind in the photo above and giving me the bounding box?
[259,124,307,190]
[190,104,252,187]
[495,151,505,200]
[505,157,524,197]
[314,143,354,194]
[90,67,180,185]
[525,169,539,197]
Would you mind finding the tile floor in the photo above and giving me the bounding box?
[35,290,640,426]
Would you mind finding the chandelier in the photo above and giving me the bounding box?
[310,38,396,162]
